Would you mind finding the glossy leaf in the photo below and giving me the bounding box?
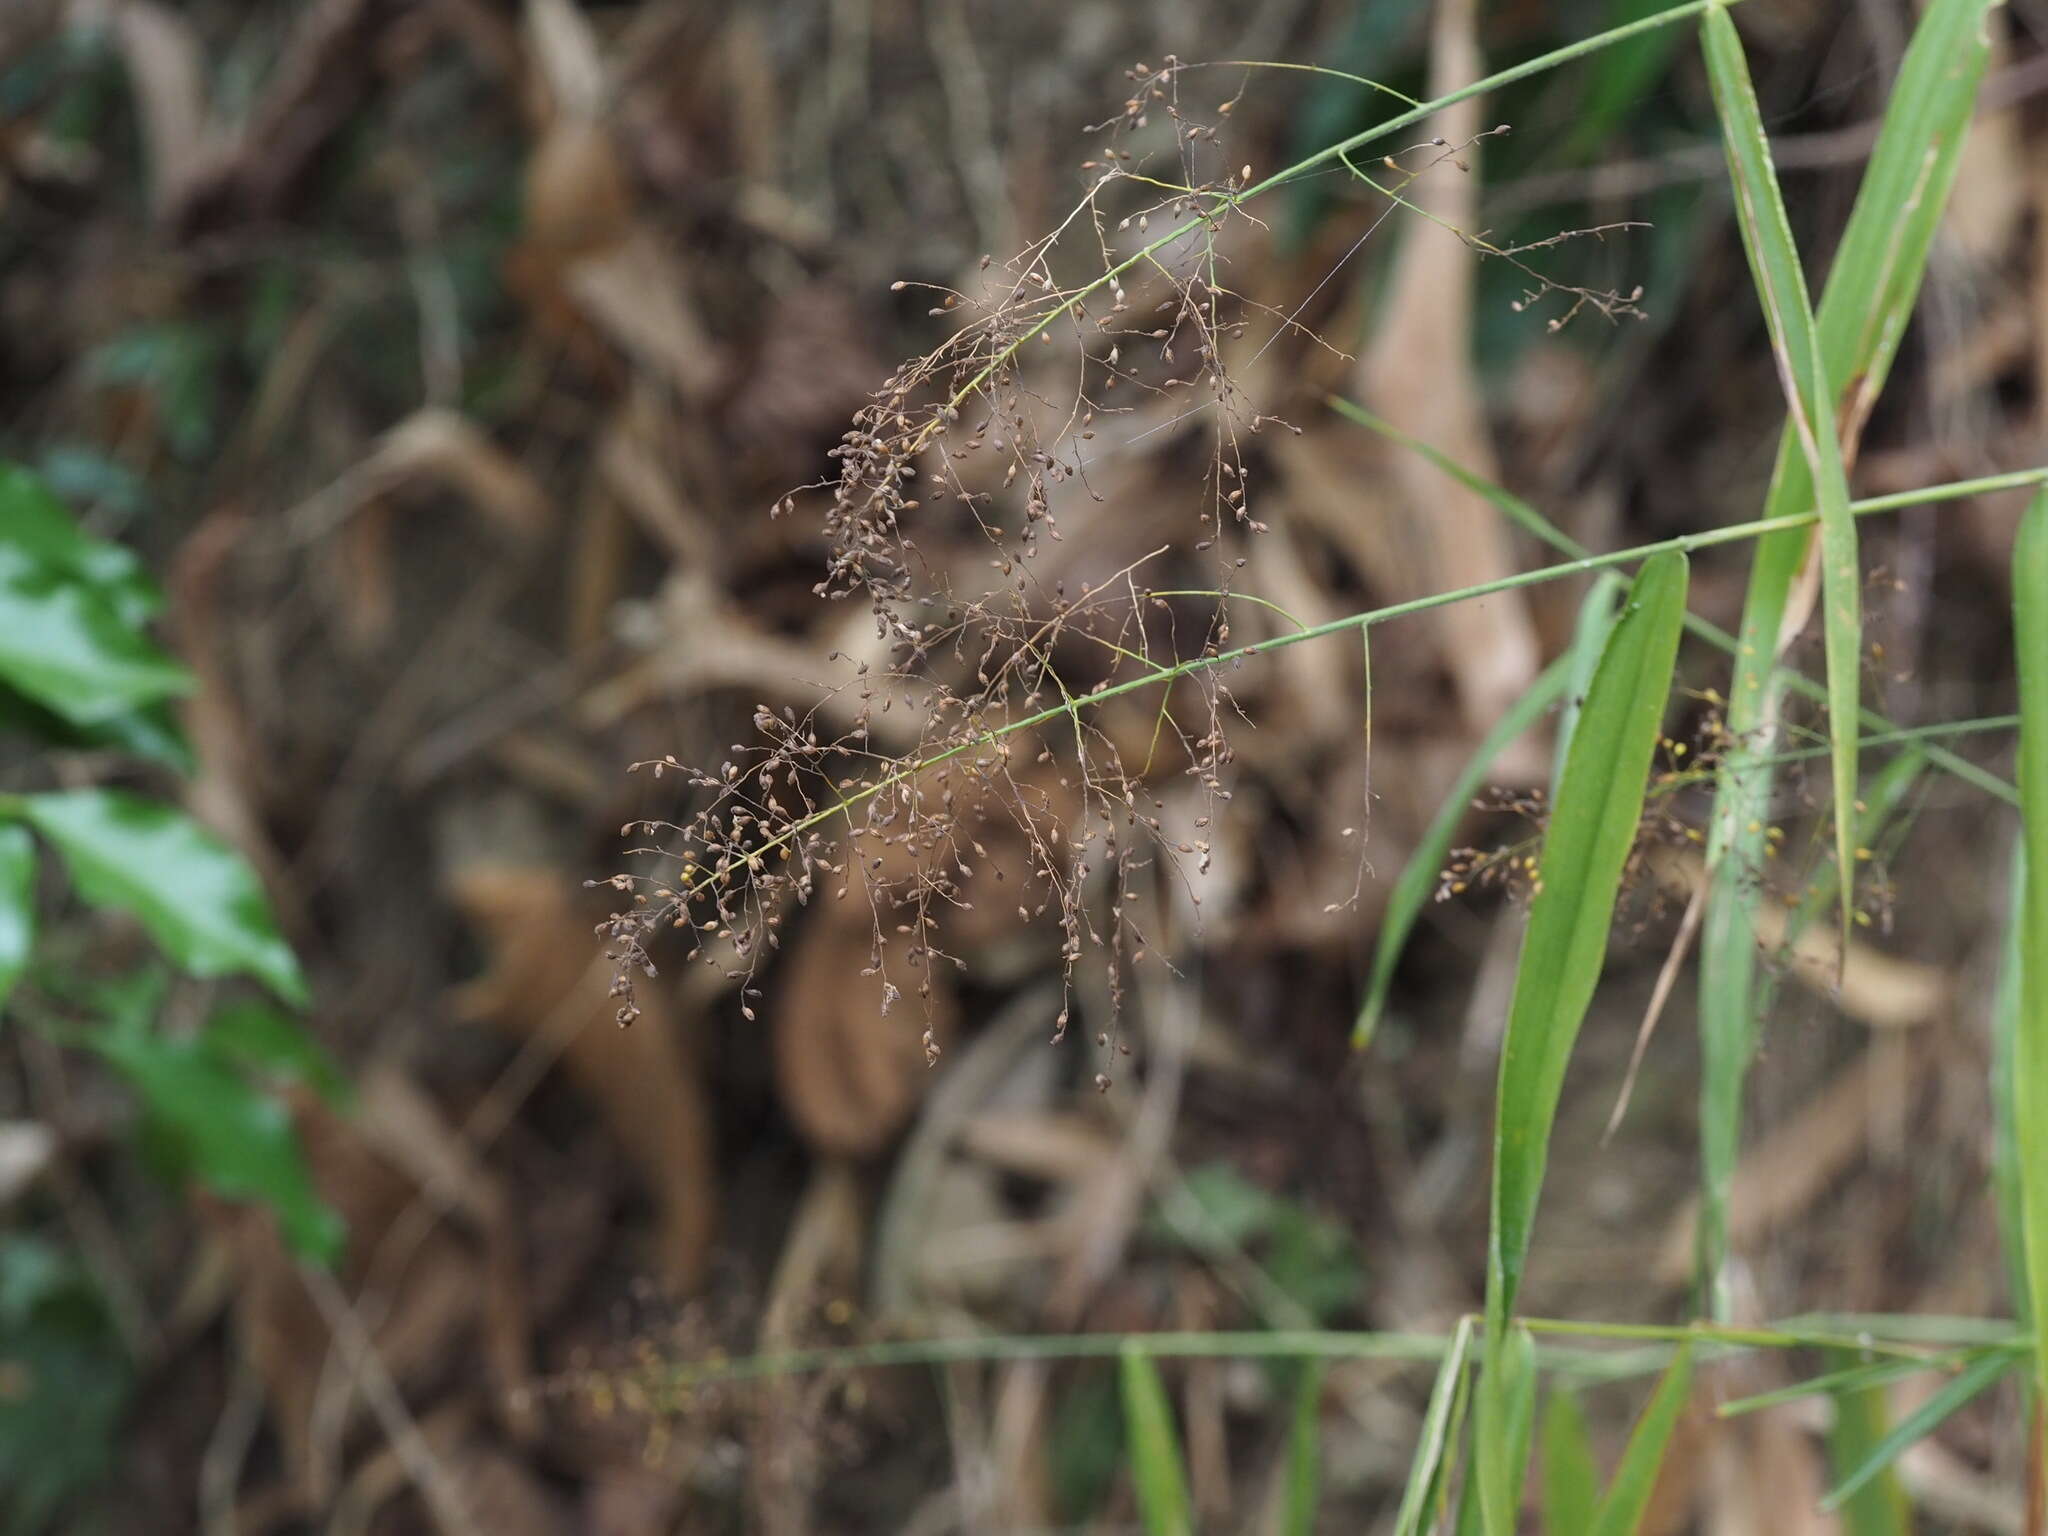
[19,790,306,1006]
[0,1237,134,1534]
[204,1002,348,1106]
[0,466,190,725]
[0,825,32,1014]
[1120,1347,1193,1536]
[90,1017,342,1263]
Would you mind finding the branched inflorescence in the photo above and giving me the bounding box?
[600,58,1650,1080]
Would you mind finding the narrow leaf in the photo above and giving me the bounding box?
[1478,1323,1539,1536]
[1557,575,1626,782]
[1820,1353,2012,1512]
[2014,489,2048,1426]
[1695,0,1992,1313]
[1541,1389,1598,1535]
[1824,1346,1914,1536]
[1280,1360,1324,1536]
[19,790,306,1006]
[1480,552,1688,1531]
[1394,1316,1475,1536]
[1356,658,1573,1048]
[1589,1342,1693,1536]
[1702,3,1861,963]
[1120,1347,1193,1536]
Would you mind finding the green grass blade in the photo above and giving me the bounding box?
[1480,553,1689,1532]
[1280,1360,1324,1536]
[1393,1315,1476,1536]
[1819,1352,2013,1513]
[1994,845,2030,1328]
[1702,3,1862,965]
[1119,1346,1193,1536]
[1694,0,1993,1315]
[1718,1349,1983,1419]
[1557,576,1627,783]
[1323,392,2024,808]
[1541,1389,1599,1535]
[1478,1322,1539,1536]
[2015,488,2048,1434]
[1824,1347,1914,1536]
[1355,659,1573,1049]
[1589,1343,1694,1536]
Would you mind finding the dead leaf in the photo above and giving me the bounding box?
[1354,0,1539,735]
[773,902,957,1159]
[447,863,717,1291]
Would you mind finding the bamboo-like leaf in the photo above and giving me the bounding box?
[1823,1347,1914,1536]
[2014,489,2048,1430]
[1355,659,1572,1048]
[1394,1316,1475,1536]
[1820,1353,2012,1512]
[1280,1360,1324,1536]
[1694,0,1994,1315]
[1541,1389,1598,1535]
[1119,1347,1193,1536]
[1702,4,1862,963]
[1589,1342,1693,1536]
[1479,552,1688,1532]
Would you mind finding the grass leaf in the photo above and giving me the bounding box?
[1479,551,1688,1529]
[1393,1315,1476,1536]
[1280,1360,1324,1536]
[1119,1346,1193,1536]
[1589,1342,1693,1536]
[1820,1352,2012,1512]
[2014,488,2048,1432]
[1701,2,1862,966]
[1541,1388,1598,1535]
[1824,1347,1914,1536]
[1693,0,1993,1314]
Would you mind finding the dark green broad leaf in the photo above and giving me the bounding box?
[90,1018,342,1263]
[204,1002,348,1106]
[0,825,31,1013]
[0,683,193,773]
[0,1236,135,1535]
[16,790,306,1006]
[0,465,190,725]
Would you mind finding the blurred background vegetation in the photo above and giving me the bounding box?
[1,0,2046,1529]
